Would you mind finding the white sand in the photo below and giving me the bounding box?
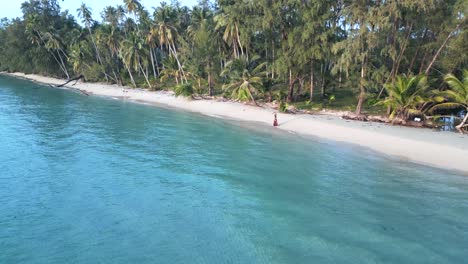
[4,72,468,174]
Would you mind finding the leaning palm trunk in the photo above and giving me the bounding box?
[248,87,258,106]
[169,42,187,83]
[425,23,461,75]
[138,62,152,89]
[149,48,157,79]
[35,31,69,78]
[55,49,70,79]
[86,27,109,82]
[153,49,160,76]
[456,110,468,131]
[124,63,136,87]
[88,27,103,64]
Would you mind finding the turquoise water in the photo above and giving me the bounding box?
[1,76,467,264]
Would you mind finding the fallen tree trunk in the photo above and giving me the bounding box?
[56,75,84,87]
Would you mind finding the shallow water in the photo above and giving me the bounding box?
[1,76,467,263]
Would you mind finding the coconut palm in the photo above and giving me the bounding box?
[379,74,429,120]
[160,56,183,84]
[124,0,141,17]
[24,14,70,78]
[77,4,103,65]
[42,32,70,79]
[214,12,243,58]
[431,70,468,130]
[101,6,119,28]
[119,32,152,88]
[146,25,160,78]
[153,3,186,83]
[221,56,266,105]
[119,32,151,88]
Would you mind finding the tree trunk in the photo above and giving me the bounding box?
[456,109,468,130]
[425,23,461,75]
[169,42,187,83]
[235,24,244,57]
[35,30,69,78]
[153,48,160,76]
[296,77,304,101]
[247,86,258,106]
[87,27,102,64]
[287,69,296,103]
[138,62,152,89]
[393,23,413,80]
[56,75,83,87]
[408,28,427,74]
[55,50,70,79]
[338,65,342,89]
[309,61,314,101]
[125,63,136,87]
[112,69,121,86]
[208,67,213,96]
[419,51,428,74]
[356,55,367,115]
[320,63,325,98]
[150,48,157,79]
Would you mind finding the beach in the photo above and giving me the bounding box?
[3,72,468,174]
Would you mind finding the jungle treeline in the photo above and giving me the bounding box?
[0,0,466,121]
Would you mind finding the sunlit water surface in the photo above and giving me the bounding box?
[1,76,467,263]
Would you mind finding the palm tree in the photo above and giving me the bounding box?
[379,74,429,121]
[214,12,243,59]
[101,6,119,28]
[221,56,266,105]
[69,42,88,75]
[96,26,122,84]
[431,70,468,131]
[153,3,187,83]
[119,32,151,88]
[42,32,70,79]
[124,0,141,17]
[77,3,103,65]
[24,14,70,78]
[124,0,141,31]
[160,56,182,84]
[146,25,160,78]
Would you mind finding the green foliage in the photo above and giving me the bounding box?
[82,63,105,82]
[174,82,194,97]
[279,101,288,113]
[431,70,468,129]
[379,75,430,120]
[0,0,465,118]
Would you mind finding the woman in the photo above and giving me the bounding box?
[273,113,279,127]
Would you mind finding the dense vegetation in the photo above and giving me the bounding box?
[0,0,466,128]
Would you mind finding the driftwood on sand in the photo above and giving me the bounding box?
[56,74,84,87]
[52,75,89,96]
[341,112,441,129]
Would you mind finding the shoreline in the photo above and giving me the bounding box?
[2,72,468,174]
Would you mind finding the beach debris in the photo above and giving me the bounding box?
[56,75,84,87]
[342,113,368,121]
[286,105,297,114]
